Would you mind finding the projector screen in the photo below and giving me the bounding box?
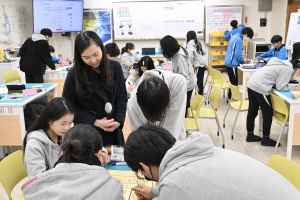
[33,0,83,33]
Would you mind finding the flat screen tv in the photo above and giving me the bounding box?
[33,0,83,33]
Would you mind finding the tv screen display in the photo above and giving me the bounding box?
[33,0,83,33]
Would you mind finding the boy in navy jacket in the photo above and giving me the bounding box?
[255,35,287,61]
[225,27,254,99]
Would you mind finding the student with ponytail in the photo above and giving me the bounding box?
[121,42,139,80]
[23,97,75,178]
[22,124,123,200]
[186,30,207,95]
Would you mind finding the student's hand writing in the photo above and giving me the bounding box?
[132,184,152,200]
[94,118,114,130]
[98,151,110,166]
[103,121,120,132]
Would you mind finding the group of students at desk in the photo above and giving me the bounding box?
[18,28,300,199]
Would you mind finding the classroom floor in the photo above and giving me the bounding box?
[1,71,300,199]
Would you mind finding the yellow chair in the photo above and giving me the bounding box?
[267,154,300,190]
[204,66,216,105]
[199,86,225,148]
[185,94,204,132]
[270,92,289,154]
[0,150,28,200]
[2,70,21,84]
[223,84,249,139]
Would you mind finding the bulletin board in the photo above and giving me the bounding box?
[112,1,205,40]
[83,9,113,45]
[205,5,244,44]
[286,12,300,50]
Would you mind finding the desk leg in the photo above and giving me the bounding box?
[52,87,57,98]
[18,107,26,140]
[286,105,300,159]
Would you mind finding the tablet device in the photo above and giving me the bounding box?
[6,84,26,94]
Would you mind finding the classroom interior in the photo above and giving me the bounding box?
[1,0,300,199]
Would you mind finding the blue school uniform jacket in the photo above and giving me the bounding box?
[257,45,288,61]
[225,33,244,67]
[224,24,246,40]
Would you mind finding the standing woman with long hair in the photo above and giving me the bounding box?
[186,31,207,95]
[121,42,139,81]
[62,31,128,146]
[160,35,196,116]
[23,97,75,178]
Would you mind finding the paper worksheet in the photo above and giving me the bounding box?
[108,170,154,200]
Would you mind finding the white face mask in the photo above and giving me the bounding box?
[130,50,136,55]
[291,74,300,81]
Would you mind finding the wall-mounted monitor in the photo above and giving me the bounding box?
[33,0,83,33]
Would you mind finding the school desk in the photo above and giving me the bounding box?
[273,90,300,159]
[237,66,261,100]
[0,83,57,146]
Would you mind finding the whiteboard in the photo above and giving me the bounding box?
[205,6,243,44]
[0,0,33,48]
[113,1,204,40]
[286,12,300,50]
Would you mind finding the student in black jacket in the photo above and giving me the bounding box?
[62,31,127,146]
[19,28,59,83]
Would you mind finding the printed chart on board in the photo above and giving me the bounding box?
[286,12,300,50]
[113,1,204,39]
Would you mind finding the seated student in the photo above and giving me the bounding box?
[22,124,123,200]
[124,125,300,200]
[23,97,75,178]
[105,42,120,60]
[246,43,300,146]
[126,56,155,90]
[255,35,287,61]
[127,70,187,140]
[49,45,61,64]
[224,20,246,40]
[121,43,139,81]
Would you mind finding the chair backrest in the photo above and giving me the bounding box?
[206,66,214,78]
[270,92,289,120]
[190,94,204,112]
[193,95,205,119]
[2,70,21,84]
[267,154,300,190]
[211,69,224,83]
[0,150,28,200]
[209,86,222,110]
[229,84,243,102]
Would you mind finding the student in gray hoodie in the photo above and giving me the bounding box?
[121,42,139,80]
[127,69,187,140]
[23,97,75,178]
[160,35,197,116]
[124,125,300,200]
[22,124,123,200]
[186,30,207,95]
[246,45,300,147]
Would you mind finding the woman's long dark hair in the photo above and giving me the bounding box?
[186,30,204,55]
[23,97,75,153]
[74,31,113,95]
[160,35,180,59]
[61,124,103,163]
[133,56,155,77]
[121,43,134,55]
[291,42,300,62]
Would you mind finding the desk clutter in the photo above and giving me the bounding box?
[0,84,44,101]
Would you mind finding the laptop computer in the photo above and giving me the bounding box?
[142,48,155,55]
[6,84,26,94]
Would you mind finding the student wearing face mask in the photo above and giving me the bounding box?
[121,42,139,81]
[246,42,300,147]
[124,125,300,200]
[225,27,254,99]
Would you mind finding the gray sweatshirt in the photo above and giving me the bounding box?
[127,69,187,140]
[247,57,297,95]
[152,132,300,199]
[24,130,61,178]
[186,40,207,67]
[31,34,46,42]
[171,46,197,91]
[22,163,124,200]
[121,52,139,79]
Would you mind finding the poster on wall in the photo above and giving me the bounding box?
[83,9,112,44]
[205,6,243,44]
[286,12,300,50]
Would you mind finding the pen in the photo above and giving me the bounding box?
[137,180,140,188]
[110,162,127,166]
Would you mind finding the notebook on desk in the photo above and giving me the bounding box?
[6,84,26,94]
[142,48,155,55]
